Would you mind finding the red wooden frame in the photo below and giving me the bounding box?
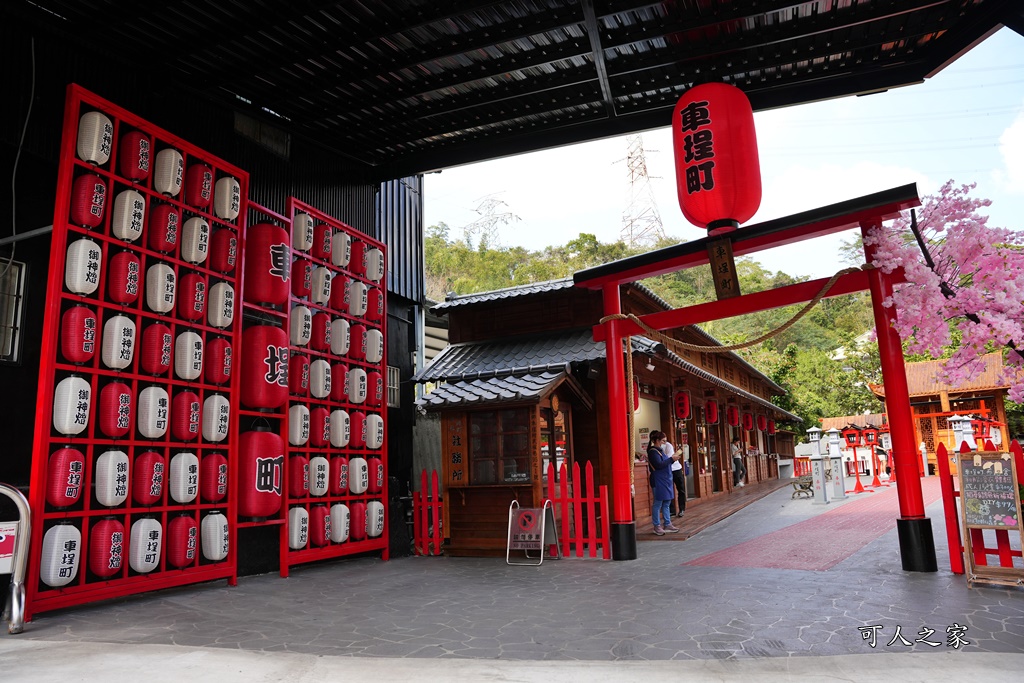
[27,85,248,619]
[279,198,389,575]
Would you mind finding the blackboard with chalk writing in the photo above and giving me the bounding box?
[959,455,1021,528]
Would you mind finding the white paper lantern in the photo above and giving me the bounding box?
[331,232,351,268]
[330,318,350,356]
[309,359,331,399]
[77,111,113,165]
[169,452,200,503]
[146,263,176,313]
[288,506,309,550]
[95,450,129,507]
[366,413,384,450]
[349,456,368,494]
[154,149,184,196]
[347,368,367,404]
[180,217,210,264]
[100,315,136,370]
[53,375,91,436]
[329,504,350,543]
[129,517,163,573]
[365,329,384,364]
[201,512,229,562]
[293,212,314,252]
[203,394,230,442]
[214,176,241,220]
[310,266,331,305]
[348,281,368,317]
[309,456,329,496]
[65,238,102,295]
[290,305,312,347]
[208,281,235,329]
[330,409,350,448]
[367,500,385,538]
[288,404,310,446]
[137,386,169,439]
[40,524,82,587]
[111,189,146,242]
[174,331,203,381]
[365,247,385,283]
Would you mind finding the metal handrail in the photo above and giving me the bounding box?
[1,483,30,634]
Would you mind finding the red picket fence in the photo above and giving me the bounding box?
[413,469,443,556]
[936,439,1024,575]
[546,461,612,560]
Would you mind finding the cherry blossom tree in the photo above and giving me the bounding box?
[863,181,1024,401]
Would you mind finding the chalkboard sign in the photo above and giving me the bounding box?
[959,455,1021,528]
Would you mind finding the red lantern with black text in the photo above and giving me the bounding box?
[119,130,151,181]
[330,455,349,495]
[350,240,366,277]
[209,228,237,274]
[184,164,213,209]
[291,259,312,298]
[172,391,201,442]
[60,305,97,364]
[289,455,309,498]
[141,323,172,375]
[705,400,719,425]
[242,223,289,305]
[367,457,384,494]
[205,337,232,385]
[309,407,330,448]
[350,501,367,542]
[330,274,350,312]
[350,411,366,450]
[132,450,165,506]
[632,378,640,411]
[742,412,753,432]
[367,371,384,407]
[289,353,310,396]
[166,515,199,568]
[177,272,207,321]
[240,325,289,409]
[330,363,349,403]
[312,223,332,261]
[88,518,124,578]
[726,405,739,427]
[46,447,85,508]
[149,202,179,253]
[767,420,776,436]
[107,251,141,305]
[98,381,133,438]
[310,312,331,352]
[757,415,768,432]
[673,82,761,235]
[309,505,330,547]
[70,173,106,228]
[238,430,283,518]
[366,287,384,322]
[674,391,691,420]
[201,452,229,502]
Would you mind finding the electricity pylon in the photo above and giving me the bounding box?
[619,134,665,249]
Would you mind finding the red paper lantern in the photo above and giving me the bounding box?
[201,452,229,503]
[312,223,332,261]
[673,82,761,235]
[330,455,349,496]
[349,323,366,360]
[632,378,640,411]
[757,415,768,432]
[166,515,199,568]
[132,450,165,506]
[706,399,719,425]
[184,164,214,209]
[309,407,330,448]
[289,455,310,498]
[119,130,151,181]
[767,419,777,436]
[88,518,124,578]
[98,381,133,438]
[140,323,172,375]
[107,251,141,305]
[238,430,284,518]
[149,202,180,253]
[46,447,85,508]
[329,274,350,312]
[289,353,310,396]
[309,505,331,547]
[310,312,331,352]
[674,390,691,420]
[177,272,207,321]
[60,305,97,364]
[205,336,232,385]
[350,502,367,542]
[366,287,384,322]
[726,405,739,427]
[172,391,201,442]
[291,259,312,298]
[350,411,366,449]
[349,241,366,277]
[209,228,237,274]
[742,412,754,432]
[70,173,106,228]
[330,363,349,403]
[367,371,384,407]
[242,223,290,306]
[367,457,384,494]
[240,325,289,409]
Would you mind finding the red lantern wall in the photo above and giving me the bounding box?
[673,82,761,235]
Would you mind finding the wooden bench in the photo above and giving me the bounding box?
[791,475,814,499]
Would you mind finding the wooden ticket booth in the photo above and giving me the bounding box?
[425,371,593,557]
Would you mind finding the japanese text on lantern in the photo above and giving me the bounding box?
[679,100,716,195]
[444,414,467,485]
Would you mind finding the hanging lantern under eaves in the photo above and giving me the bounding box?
[742,412,754,432]
[705,399,719,425]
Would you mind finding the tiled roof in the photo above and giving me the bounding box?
[433,278,575,310]
[418,372,565,410]
[820,414,887,431]
[871,353,1013,398]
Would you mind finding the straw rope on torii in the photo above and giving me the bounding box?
[615,265,870,489]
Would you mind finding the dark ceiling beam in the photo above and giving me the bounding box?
[1002,3,1024,36]
[580,0,617,118]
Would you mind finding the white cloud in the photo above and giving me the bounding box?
[994,101,1024,195]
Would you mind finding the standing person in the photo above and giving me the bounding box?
[731,437,746,488]
[665,437,686,518]
[648,431,681,535]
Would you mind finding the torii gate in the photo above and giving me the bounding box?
[573,183,939,572]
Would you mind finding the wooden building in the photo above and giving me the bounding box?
[414,278,799,556]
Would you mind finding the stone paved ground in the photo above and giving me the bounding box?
[5,482,1022,664]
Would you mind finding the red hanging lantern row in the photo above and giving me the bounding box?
[148,202,179,253]
[240,325,289,409]
[46,447,85,508]
[184,164,213,209]
[140,323,172,376]
[309,505,331,547]
[200,452,228,503]
[767,419,776,435]
[238,430,283,518]
[166,515,198,569]
[70,173,106,228]
[289,454,310,498]
[119,130,150,181]
[205,336,232,385]
[673,82,761,236]
[107,251,141,305]
[705,399,719,425]
[98,381,133,438]
[88,518,124,578]
[726,405,739,427]
[60,305,98,364]
[674,390,691,420]
[208,228,237,274]
[742,412,754,432]
[757,415,768,432]
[242,223,290,306]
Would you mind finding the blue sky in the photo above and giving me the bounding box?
[424,27,1024,280]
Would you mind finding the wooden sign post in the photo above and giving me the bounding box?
[957,450,1024,587]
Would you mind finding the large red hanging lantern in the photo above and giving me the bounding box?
[88,518,124,578]
[238,429,284,518]
[757,414,768,432]
[742,412,754,432]
[310,505,331,546]
[349,501,367,542]
[726,405,739,427]
[767,419,777,436]
[673,82,761,235]
[107,251,141,305]
[240,324,289,409]
[140,323,172,375]
[330,455,349,495]
[46,447,85,508]
[60,305,97,364]
[70,173,106,228]
[289,454,310,498]
[171,390,201,442]
[205,336,232,385]
[209,228,238,274]
[310,311,331,352]
[291,258,312,298]
[705,399,719,425]
[149,202,180,253]
[674,390,691,420]
[201,452,228,503]
[98,381,133,438]
[166,515,199,568]
[312,223,332,261]
[177,272,207,321]
[289,353,310,396]
[242,223,290,306]
[119,130,151,181]
[184,164,214,209]
[367,457,384,494]
[132,450,165,506]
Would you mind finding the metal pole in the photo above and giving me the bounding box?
[0,225,53,247]
[1,483,31,634]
